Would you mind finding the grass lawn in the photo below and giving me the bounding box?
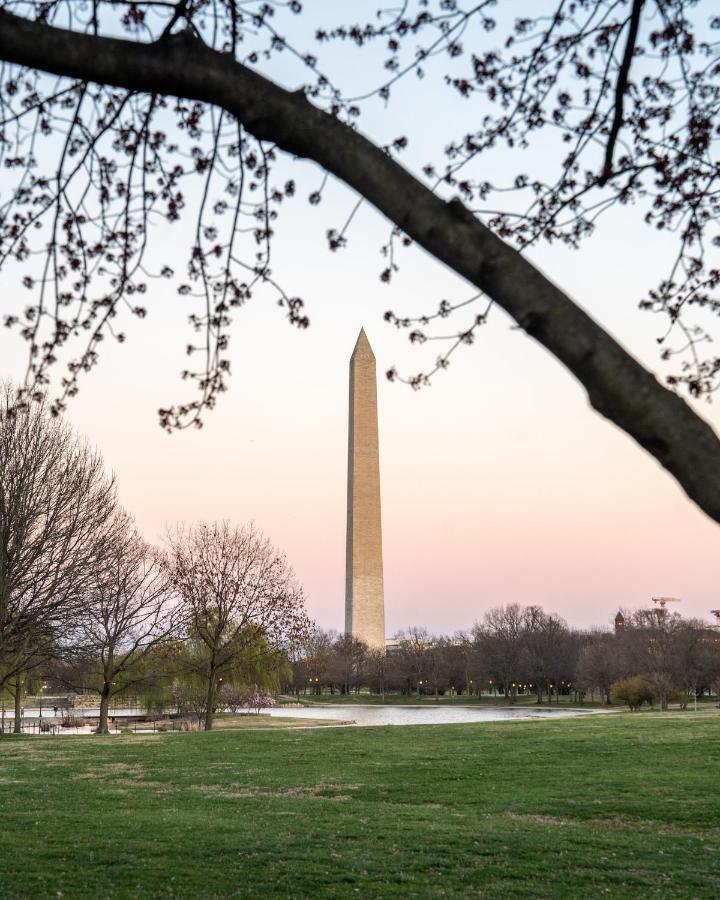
[1,711,718,898]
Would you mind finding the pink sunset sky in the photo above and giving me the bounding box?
[1,4,718,633]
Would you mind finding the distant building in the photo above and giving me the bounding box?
[614,611,625,634]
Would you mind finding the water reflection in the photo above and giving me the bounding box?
[267,705,596,727]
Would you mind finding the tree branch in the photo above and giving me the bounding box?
[600,0,645,185]
[1,10,719,524]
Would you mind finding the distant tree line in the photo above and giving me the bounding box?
[289,607,720,711]
[0,385,309,732]
[3,383,719,730]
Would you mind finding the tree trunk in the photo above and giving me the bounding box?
[13,678,22,734]
[97,683,111,734]
[203,671,216,732]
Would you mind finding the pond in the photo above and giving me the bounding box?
[267,704,599,727]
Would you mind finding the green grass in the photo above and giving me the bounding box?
[1,711,719,898]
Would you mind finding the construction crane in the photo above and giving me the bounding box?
[651,596,681,618]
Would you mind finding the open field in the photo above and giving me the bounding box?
[1,711,719,898]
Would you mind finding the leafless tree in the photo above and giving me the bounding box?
[616,608,718,709]
[365,646,391,700]
[475,604,529,701]
[0,3,719,523]
[166,521,309,730]
[69,516,178,734]
[449,630,481,697]
[523,607,577,704]
[575,634,622,704]
[0,383,117,727]
[292,626,338,695]
[394,626,434,694]
[328,633,368,696]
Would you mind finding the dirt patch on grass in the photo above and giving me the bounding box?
[0,745,45,761]
[193,781,361,802]
[72,762,175,795]
[503,811,719,839]
[504,812,573,827]
[74,762,145,781]
[108,778,172,793]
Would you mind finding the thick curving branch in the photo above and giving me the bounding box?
[1,10,720,524]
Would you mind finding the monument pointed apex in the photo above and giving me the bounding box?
[352,327,375,360]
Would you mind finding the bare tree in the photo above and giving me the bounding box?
[0,4,719,522]
[69,518,178,734]
[365,646,390,700]
[394,627,433,695]
[328,633,368,696]
[523,607,575,704]
[449,630,482,697]
[576,635,623,704]
[292,626,337,695]
[618,609,716,710]
[476,605,529,701]
[166,521,309,731]
[0,384,117,721]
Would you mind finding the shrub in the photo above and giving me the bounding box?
[611,676,655,711]
[60,715,85,728]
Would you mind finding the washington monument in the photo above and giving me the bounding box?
[345,328,385,649]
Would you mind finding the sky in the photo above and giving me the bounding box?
[1,3,718,634]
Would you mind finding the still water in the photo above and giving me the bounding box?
[267,705,597,727]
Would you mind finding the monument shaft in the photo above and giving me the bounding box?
[345,329,385,649]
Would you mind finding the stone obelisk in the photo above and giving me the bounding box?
[345,328,385,650]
